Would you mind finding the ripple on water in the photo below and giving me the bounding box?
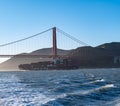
[0,69,120,106]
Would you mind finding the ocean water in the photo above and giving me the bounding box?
[0,69,120,106]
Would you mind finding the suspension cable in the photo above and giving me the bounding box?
[56,27,90,46]
[0,28,52,47]
[0,27,90,48]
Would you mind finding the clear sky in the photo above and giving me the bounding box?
[0,0,120,51]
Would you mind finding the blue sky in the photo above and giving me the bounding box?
[0,0,120,51]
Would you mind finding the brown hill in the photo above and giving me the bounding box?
[69,42,120,68]
[0,48,70,70]
[0,42,120,70]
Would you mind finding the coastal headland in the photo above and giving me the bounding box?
[0,42,120,71]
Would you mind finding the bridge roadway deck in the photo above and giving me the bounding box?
[0,54,68,58]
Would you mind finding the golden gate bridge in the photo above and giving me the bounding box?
[0,27,89,58]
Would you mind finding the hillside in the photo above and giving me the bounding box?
[0,42,120,70]
[69,42,120,68]
[97,42,120,55]
[0,48,70,70]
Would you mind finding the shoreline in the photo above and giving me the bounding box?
[0,67,120,72]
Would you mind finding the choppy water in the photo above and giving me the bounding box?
[0,69,120,106]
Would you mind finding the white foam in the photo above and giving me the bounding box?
[100,84,114,89]
[0,95,50,106]
[0,91,66,106]
[82,84,115,95]
[96,79,105,82]
[115,103,120,106]
[67,84,115,96]
[82,79,105,85]
[0,83,115,106]
[0,74,20,83]
[105,98,120,106]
